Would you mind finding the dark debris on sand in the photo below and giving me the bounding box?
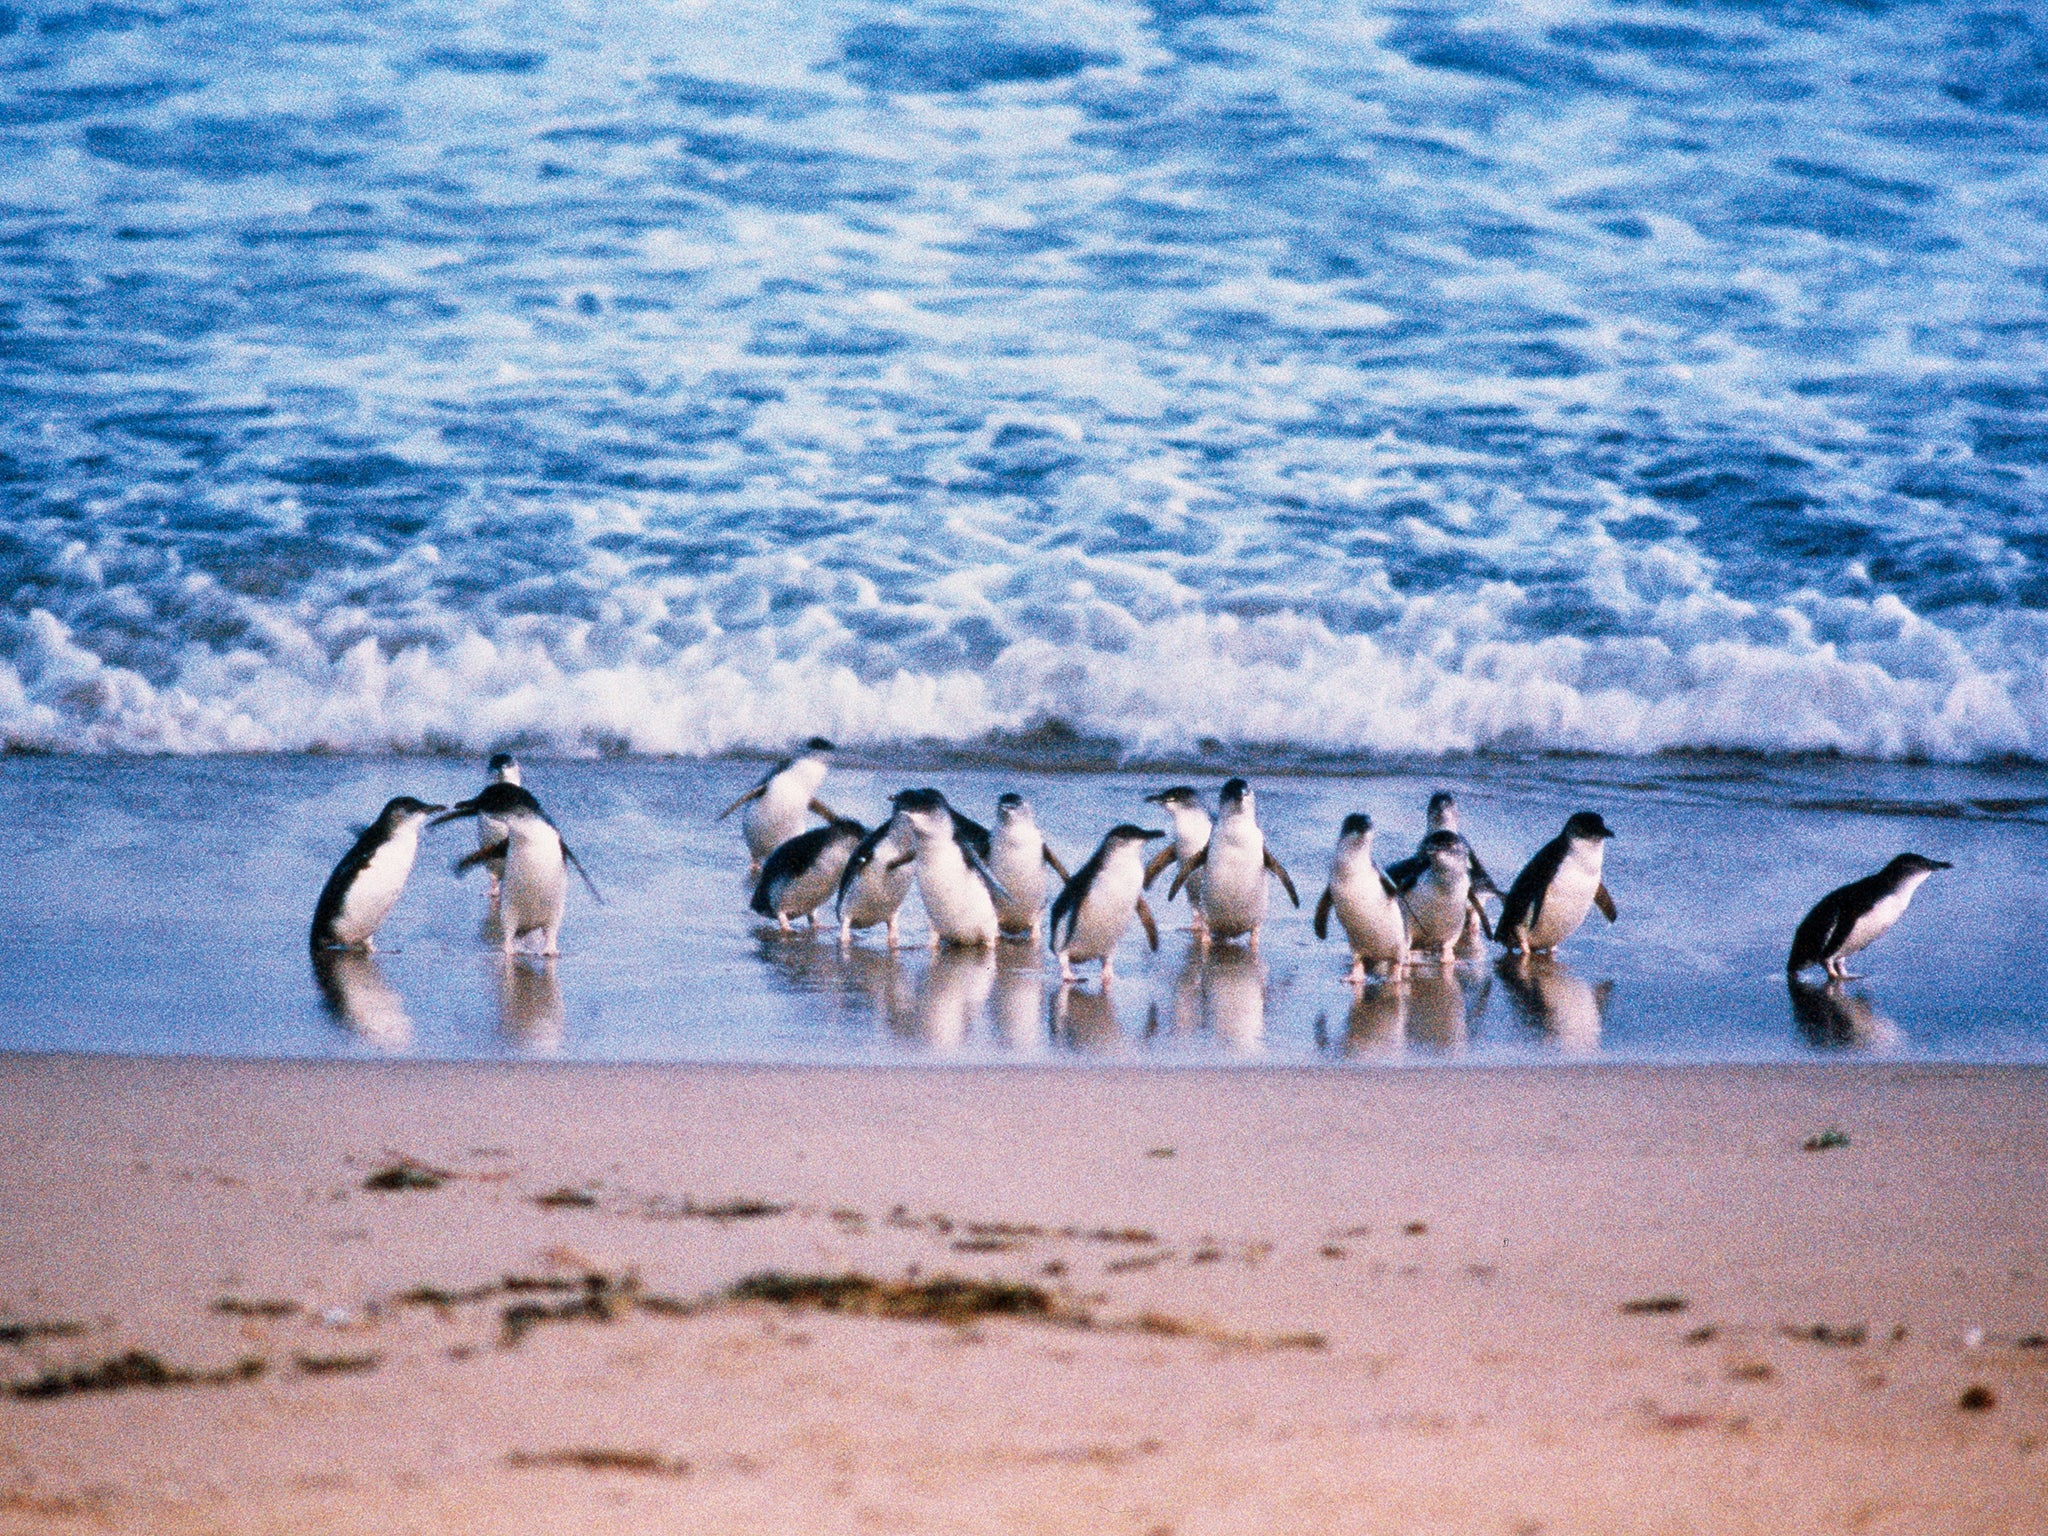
[363,1160,450,1192]
[0,1320,87,1347]
[10,1350,265,1400]
[507,1447,693,1476]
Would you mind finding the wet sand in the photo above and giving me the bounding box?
[0,1056,2042,1534]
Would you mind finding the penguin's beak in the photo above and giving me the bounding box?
[1142,829,1166,840]
[428,801,480,827]
[1931,859,1953,870]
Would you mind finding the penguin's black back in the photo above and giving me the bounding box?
[1046,838,1109,951]
[1786,872,1886,973]
[752,820,863,917]
[1495,833,1571,945]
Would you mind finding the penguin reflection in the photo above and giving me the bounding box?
[1199,947,1266,1052]
[1339,975,1407,1059]
[1788,978,1902,1053]
[905,945,994,1052]
[1053,981,1125,1054]
[311,948,412,1051]
[991,950,1050,1054]
[497,954,564,1052]
[839,944,917,1038]
[1403,966,1473,1054]
[1494,954,1608,1057]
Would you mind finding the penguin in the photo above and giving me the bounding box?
[475,752,522,906]
[1167,778,1298,947]
[1392,829,1474,964]
[433,783,602,956]
[889,788,1009,947]
[989,793,1070,941]
[717,738,843,873]
[1312,813,1409,981]
[1495,811,1618,956]
[1142,786,1213,934]
[1383,790,1500,950]
[1786,853,1950,980]
[835,806,920,947]
[310,796,446,952]
[1046,824,1165,982]
[751,816,868,932]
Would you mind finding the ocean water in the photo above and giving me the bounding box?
[4,0,2048,761]
[2,754,2044,1064]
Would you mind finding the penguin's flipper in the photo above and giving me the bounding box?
[963,842,1011,904]
[1142,845,1176,889]
[1379,868,1400,900]
[1466,846,1502,899]
[1313,886,1333,940]
[454,840,510,876]
[1042,844,1072,880]
[717,782,766,821]
[1264,848,1301,908]
[562,842,607,905]
[885,852,917,872]
[1468,893,1494,942]
[1135,895,1159,952]
[1167,845,1207,901]
[808,796,844,825]
[1593,883,1617,923]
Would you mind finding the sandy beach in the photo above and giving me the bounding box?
[0,1056,2041,1533]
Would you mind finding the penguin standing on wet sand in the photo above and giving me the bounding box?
[752,816,868,932]
[434,783,601,956]
[1313,813,1409,981]
[475,752,522,909]
[1495,811,1618,956]
[989,793,1070,941]
[836,806,919,947]
[1384,791,1500,951]
[1394,829,1476,965]
[1048,825,1164,982]
[718,738,842,873]
[890,788,1009,948]
[1143,787,1214,934]
[1168,778,1298,948]
[1787,853,1950,980]
[310,796,446,951]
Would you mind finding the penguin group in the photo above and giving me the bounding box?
[309,738,1955,1016]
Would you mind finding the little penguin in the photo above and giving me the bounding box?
[434,783,602,956]
[1168,778,1298,948]
[1393,829,1474,964]
[1383,791,1500,950]
[1787,853,1950,980]
[1047,825,1164,982]
[717,738,843,873]
[835,807,919,947]
[989,793,1070,941]
[1142,786,1213,934]
[1495,811,1618,956]
[889,788,1009,948]
[310,795,446,952]
[475,752,522,906]
[751,816,868,932]
[1313,813,1409,981]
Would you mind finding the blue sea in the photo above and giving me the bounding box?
[2,0,2046,1063]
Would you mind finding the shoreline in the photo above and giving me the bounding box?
[2,1056,2043,1532]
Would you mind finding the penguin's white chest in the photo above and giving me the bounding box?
[1063,856,1145,961]
[1525,843,1605,951]
[501,825,568,940]
[1201,824,1269,938]
[990,829,1051,932]
[332,825,421,945]
[1330,861,1407,964]
[842,835,916,927]
[1402,864,1470,951]
[916,841,998,944]
[745,761,826,858]
[1837,884,1917,958]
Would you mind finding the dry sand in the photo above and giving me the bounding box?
[0,1055,2042,1534]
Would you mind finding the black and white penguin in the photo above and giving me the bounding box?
[1312,813,1409,981]
[717,738,842,873]
[1495,811,1617,956]
[835,807,919,947]
[1168,778,1298,948]
[1142,786,1213,934]
[989,793,1070,941]
[310,795,446,952]
[1392,828,1474,964]
[1787,853,1950,980]
[1383,791,1499,950]
[751,816,868,932]
[890,788,1009,947]
[1047,825,1164,982]
[433,783,601,956]
[475,752,522,905]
